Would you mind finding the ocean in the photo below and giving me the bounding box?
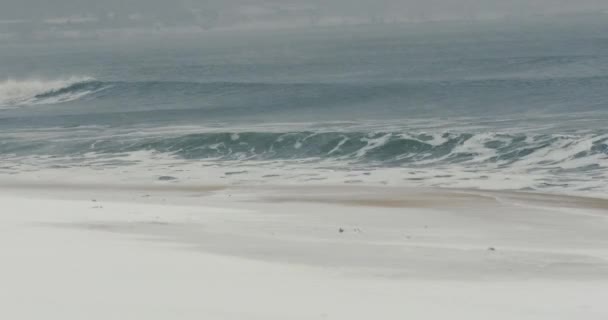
[1,18,607,197]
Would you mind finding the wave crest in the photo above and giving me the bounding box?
[0,76,103,109]
[1,128,607,195]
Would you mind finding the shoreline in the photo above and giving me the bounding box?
[2,177,607,210]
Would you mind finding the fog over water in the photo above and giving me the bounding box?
[2,0,608,41]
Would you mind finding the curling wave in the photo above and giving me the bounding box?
[2,129,606,169]
[116,131,608,169]
[3,75,608,116]
[1,127,606,195]
[0,76,105,108]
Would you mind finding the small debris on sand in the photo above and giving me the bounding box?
[158,176,178,181]
[225,171,248,176]
[488,247,496,251]
[339,228,344,233]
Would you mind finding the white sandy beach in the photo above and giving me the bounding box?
[1,182,607,319]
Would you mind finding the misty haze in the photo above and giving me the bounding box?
[1,1,608,319]
[2,0,608,40]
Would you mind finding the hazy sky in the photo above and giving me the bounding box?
[1,0,608,40]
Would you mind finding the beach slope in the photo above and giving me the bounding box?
[1,184,607,319]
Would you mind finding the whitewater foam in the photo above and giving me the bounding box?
[0,76,99,108]
[0,122,606,197]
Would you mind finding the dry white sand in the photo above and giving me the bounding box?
[1,182,607,319]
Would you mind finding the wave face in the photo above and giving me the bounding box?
[0,77,105,108]
[2,68,608,121]
[1,126,606,196]
[2,76,607,117]
[100,131,607,167]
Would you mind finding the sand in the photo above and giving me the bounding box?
[1,182,607,319]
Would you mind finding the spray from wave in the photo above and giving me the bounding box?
[0,76,105,109]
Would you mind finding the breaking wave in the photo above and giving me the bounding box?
[2,75,608,116]
[1,126,606,195]
[106,130,608,168]
[2,129,606,171]
[0,76,105,108]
